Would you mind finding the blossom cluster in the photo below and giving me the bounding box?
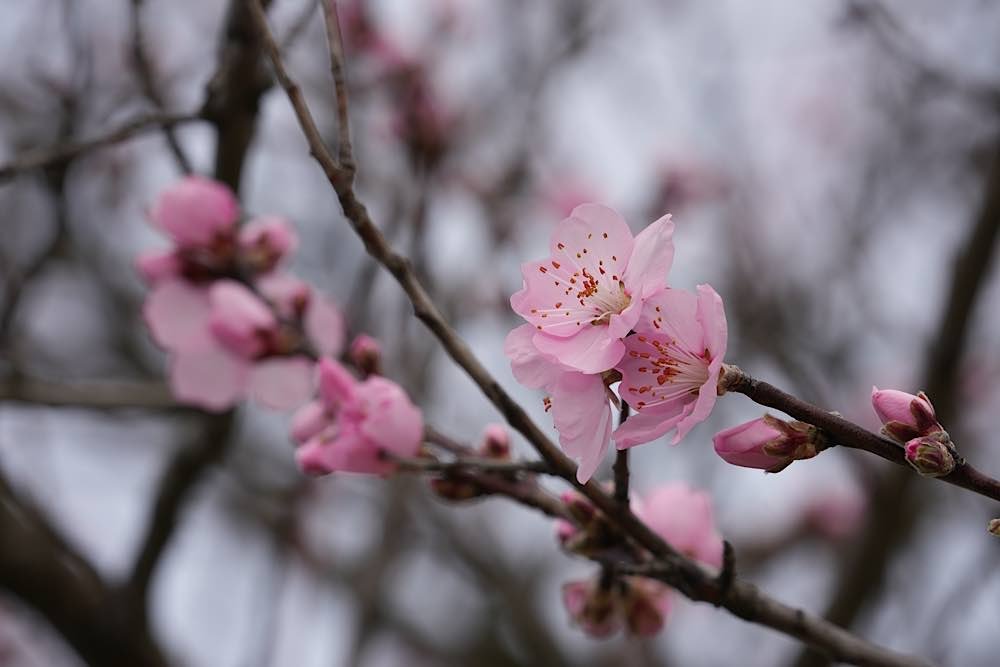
[506,203,728,482]
[138,177,422,475]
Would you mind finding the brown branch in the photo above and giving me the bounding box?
[0,376,186,411]
[0,111,200,183]
[245,4,932,665]
[392,455,554,476]
[720,366,1000,503]
[613,403,630,506]
[319,0,355,175]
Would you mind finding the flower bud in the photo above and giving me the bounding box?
[988,518,1000,538]
[207,280,278,359]
[712,415,821,473]
[871,387,944,443]
[238,216,298,274]
[904,435,955,477]
[150,176,239,248]
[135,248,181,285]
[561,579,620,638]
[349,334,382,377]
[478,423,510,459]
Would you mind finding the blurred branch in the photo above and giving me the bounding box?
[246,4,933,664]
[0,472,169,667]
[720,365,1000,503]
[392,454,554,476]
[129,0,194,174]
[0,376,184,410]
[0,111,200,184]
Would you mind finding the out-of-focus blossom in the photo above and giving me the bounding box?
[504,324,612,482]
[238,216,298,273]
[135,248,182,285]
[614,284,727,448]
[651,161,727,214]
[561,576,671,638]
[871,387,944,443]
[349,334,383,377]
[294,358,423,476]
[478,423,510,459]
[543,179,602,219]
[904,435,955,477]
[801,485,867,541]
[149,176,239,248]
[511,203,675,374]
[635,482,724,568]
[713,415,821,472]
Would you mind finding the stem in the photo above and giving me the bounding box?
[613,403,630,506]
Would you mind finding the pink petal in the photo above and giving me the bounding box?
[135,248,181,285]
[150,176,239,247]
[317,423,393,475]
[256,272,310,319]
[532,325,624,375]
[317,357,357,407]
[503,325,566,389]
[169,344,249,411]
[637,483,722,568]
[550,372,613,483]
[357,377,424,458]
[712,418,784,469]
[249,356,315,410]
[635,288,701,348]
[305,290,346,357]
[238,216,299,272]
[613,402,687,449]
[671,359,722,444]
[290,400,330,445]
[695,283,727,359]
[143,279,213,351]
[208,280,277,359]
[622,213,674,301]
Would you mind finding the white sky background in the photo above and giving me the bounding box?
[1,0,999,666]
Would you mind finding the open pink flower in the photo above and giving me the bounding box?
[149,176,239,248]
[614,284,727,449]
[294,359,423,476]
[635,482,724,568]
[504,324,613,483]
[143,278,322,411]
[511,204,674,374]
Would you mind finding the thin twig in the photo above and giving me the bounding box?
[720,365,1000,503]
[245,5,931,665]
[319,0,355,176]
[613,403,630,506]
[0,376,186,411]
[392,454,553,476]
[0,111,200,183]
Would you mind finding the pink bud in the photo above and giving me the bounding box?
[290,400,330,445]
[150,176,239,247]
[904,435,955,477]
[256,272,311,320]
[349,334,382,376]
[871,387,943,443]
[713,415,820,473]
[135,248,181,285]
[238,216,298,274]
[208,280,278,359]
[479,423,510,459]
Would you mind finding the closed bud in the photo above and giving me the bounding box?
[238,216,298,274]
[871,387,944,443]
[988,518,1000,538]
[349,334,382,377]
[478,423,510,459]
[712,415,821,473]
[904,435,955,477]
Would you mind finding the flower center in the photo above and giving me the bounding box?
[578,268,631,325]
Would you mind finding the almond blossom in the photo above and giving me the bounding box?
[614,284,727,448]
[293,358,423,476]
[510,204,674,374]
[504,324,613,483]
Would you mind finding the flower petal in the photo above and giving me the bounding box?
[143,279,213,351]
[533,325,624,374]
[550,372,613,483]
[249,356,315,410]
[150,176,239,247]
[503,325,565,389]
[622,213,674,301]
[169,344,248,411]
[305,290,346,357]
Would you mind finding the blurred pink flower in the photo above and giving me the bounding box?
[143,278,319,411]
[635,482,723,568]
[256,272,346,358]
[349,333,383,376]
[561,576,671,638]
[511,203,675,374]
[135,248,182,285]
[544,179,601,219]
[802,486,867,541]
[478,423,510,459]
[294,358,424,476]
[504,324,612,483]
[149,176,239,248]
[238,216,298,273]
[614,284,727,448]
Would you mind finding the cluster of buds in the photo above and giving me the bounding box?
[712,414,824,473]
[554,489,620,557]
[430,424,514,501]
[871,388,956,477]
[562,575,671,638]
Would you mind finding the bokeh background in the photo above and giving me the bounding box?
[1,1,998,665]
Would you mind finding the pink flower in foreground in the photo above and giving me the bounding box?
[149,176,239,248]
[635,482,724,568]
[614,284,727,448]
[143,278,338,411]
[294,359,423,476]
[870,387,944,443]
[511,204,675,374]
[713,415,821,472]
[504,324,613,483]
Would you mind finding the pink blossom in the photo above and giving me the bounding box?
[294,358,423,476]
[634,482,723,568]
[149,176,239,248]
[349,334,383,376]
[504,324,612,483]
[871,386,943,443]
[238,216,298,273]
[256,273,346,358]
[135,248,182,285]
[478,423,510,459]
[511,204,675,374]
[614,284,727,448]
[143,278,315,411]
[712,415,820,472]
